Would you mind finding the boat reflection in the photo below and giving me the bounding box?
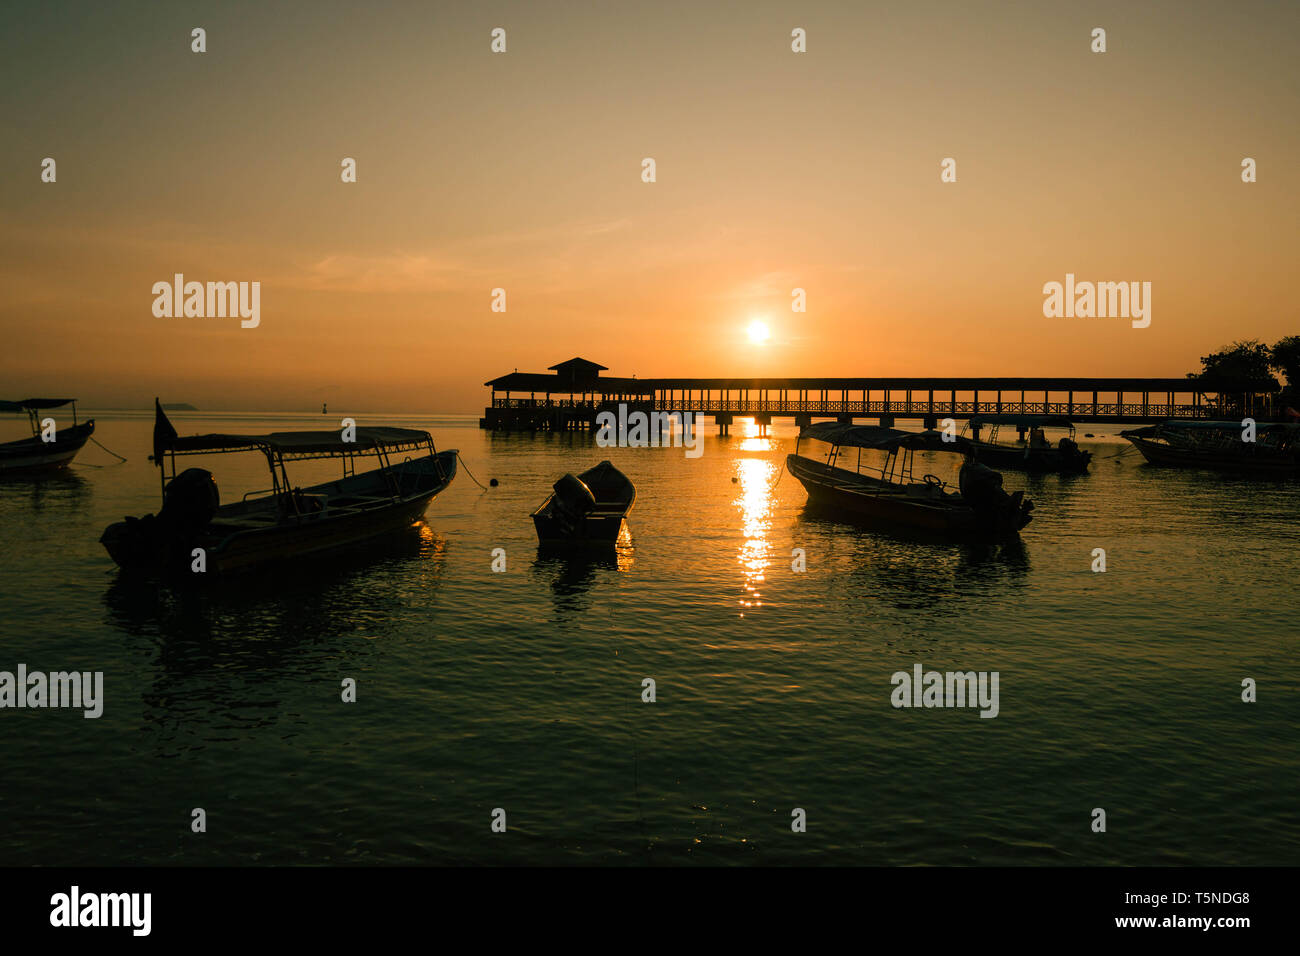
[101,524,448,751]
[533,522,633,616]
[794,507,1030,611]
[0,468,90,511]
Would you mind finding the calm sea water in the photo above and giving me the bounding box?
[1,411,1297,865]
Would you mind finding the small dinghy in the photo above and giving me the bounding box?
[531,461,635,545]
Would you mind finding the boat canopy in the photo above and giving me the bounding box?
[164,427,435,459]
[798,421,960,451]
[0,398,76,412]
[968,414,1074,428]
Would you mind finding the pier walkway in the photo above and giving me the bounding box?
[482,358,1225,433]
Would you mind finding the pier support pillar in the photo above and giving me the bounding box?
[879,415,895,428]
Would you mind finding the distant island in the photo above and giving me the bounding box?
[162,403,198,411]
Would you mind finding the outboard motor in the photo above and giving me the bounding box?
[160,468,220,537]
[100,469,219,572]
[958,459,1005,510]
[1057,436,1092,472]
[958,458,1032,531]
[550,473,597,536]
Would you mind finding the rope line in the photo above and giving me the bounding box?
[456,453,490,490]
[1088,445,1139,461]
[89,436,127,462]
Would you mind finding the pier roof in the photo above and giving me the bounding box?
[640,376,1196,391]
[548,358,607,375]
[486,357,656,394]
[485,372,652,394]
[485,360,1208,398]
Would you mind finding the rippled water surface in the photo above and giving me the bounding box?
[1,411,1297,865]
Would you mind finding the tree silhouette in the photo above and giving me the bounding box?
[1270,336,1300,390]
[1190,340,1279,393]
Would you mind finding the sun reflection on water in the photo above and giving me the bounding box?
[614,520,635,571]
[734,454,776,615]
[739,416,772,453]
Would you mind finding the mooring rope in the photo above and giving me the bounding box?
[1088,444,1139,462]
[89,436,127,463]
[456,453,490,490]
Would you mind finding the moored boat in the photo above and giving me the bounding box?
[958,415,1091,474]
[100,401,457,575]
[787,422,1033,536]
[1120,420,1300,474]
[0,399,95,475]
[531,460,635,545]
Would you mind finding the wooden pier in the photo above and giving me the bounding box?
[482,357,1238,433]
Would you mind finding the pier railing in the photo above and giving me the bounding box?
[489,396,1211,419]
[491,398,651,410]
[660,399,1207,419]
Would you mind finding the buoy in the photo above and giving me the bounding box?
[489,478,499,487]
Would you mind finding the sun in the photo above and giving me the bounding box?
[747,319,771,345]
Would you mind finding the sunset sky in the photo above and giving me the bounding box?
[2,0,1297,412]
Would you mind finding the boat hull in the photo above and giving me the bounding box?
[206,487,441,572]
[966,440,1091,475]
[532,510,626,544]
[786,454,1030,536]
[0,420,95,475]
[102,450,457,575]
[1123,435,1299,474]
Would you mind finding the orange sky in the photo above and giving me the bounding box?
[2,0,1297,412]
